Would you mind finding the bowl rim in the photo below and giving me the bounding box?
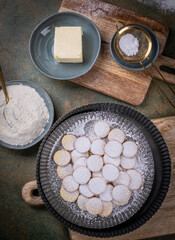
[110,23,159,71]
[29,11,101,80]
[0,80,54,150]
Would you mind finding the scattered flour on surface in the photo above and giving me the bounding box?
[137,0,175,14]
[44,111,155,229]
[0,84,49,146]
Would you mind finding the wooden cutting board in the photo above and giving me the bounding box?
[58,0,175,106]
[22,116,175,240]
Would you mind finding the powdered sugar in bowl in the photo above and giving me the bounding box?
[110,23,159,71]
[0,80,54,149]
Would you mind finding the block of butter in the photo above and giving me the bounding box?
[54,26,83,63]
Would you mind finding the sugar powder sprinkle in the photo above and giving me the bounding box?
[119,33,139,57]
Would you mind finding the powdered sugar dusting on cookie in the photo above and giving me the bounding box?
[47,111,154,228]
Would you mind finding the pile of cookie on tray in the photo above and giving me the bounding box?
[53,120,143,217]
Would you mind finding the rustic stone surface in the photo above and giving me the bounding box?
[0,0,175,240]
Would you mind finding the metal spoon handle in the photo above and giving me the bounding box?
[0,66,9,104]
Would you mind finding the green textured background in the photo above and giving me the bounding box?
[0,0,174,240]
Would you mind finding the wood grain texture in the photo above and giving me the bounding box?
[59,0,175,106]
[69,116,175,240]
[151,56,175,84]
[59,0,168,54]
[22,180,44,206]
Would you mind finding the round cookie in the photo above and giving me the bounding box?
[102,164,119,182]
[53,150,70,166]
[60,186,79,202]
[94,121,110,138]
[77,195,88,211]
[113,171,131,187]
[79,184,94,198]
[92,171,103,178]
[112,185,131,206]
[73,157,87,170]
[99,184,113,201]
[62,134,76,151]
[108,128,126,143]
[103,154,120,167]
[100,201,113,217]
[127,169,143,190]
[57,164,73,179]
[75,136,91,153]
[90,139,105,155]
[105,140,122,158]
[121,155,137,169]
[71,150,89,163]
[87,155,103,172]
[88,177,106,195]
[62,175,79,192]
[123,141,138,158]
[85,197,103,215]
[89,133,100,143]
[73,167,91,184]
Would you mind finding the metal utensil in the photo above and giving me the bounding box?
[0,66,12,127]
[0,66,9,104]
[114,22,175,109]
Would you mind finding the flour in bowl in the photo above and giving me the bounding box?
[0,84,49,146]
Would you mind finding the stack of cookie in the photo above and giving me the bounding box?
[53,121,143,217]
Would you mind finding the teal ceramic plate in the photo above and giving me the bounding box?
[29,12,101,80]
[110,24,159,71]
[0,80,54,150]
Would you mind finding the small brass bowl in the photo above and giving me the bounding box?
[114,25,152,63]
[110,23,159,71]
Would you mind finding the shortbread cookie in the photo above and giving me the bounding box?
[77,195,88,211]
[121,155,137,169]
[92,171,103,178]
[89,133,100,142]
[123,141,138,158]
[112,185,131,206]
[94,121,110,138]
[62,175,79,192]
[113,171,131,187]
[87,155,103,172]
[100,201,113,217]
[79,184,94,198]
[90,139,105,155]
[75,136,91,153]
[105,140,122,158]
[88,177,106,195]
[127,169,143,190]
[85,197,103,215]
[108,128,125,143]
[73,167,91,184]
[57,164,73,179]
[102,164,119,182]
[99,184,113,201]
[71,150,89,163]
[53,150,70,166]
[73,157,87,170]
[103,154,120,167]
[61,134,77,151]
[60,186,79,202]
